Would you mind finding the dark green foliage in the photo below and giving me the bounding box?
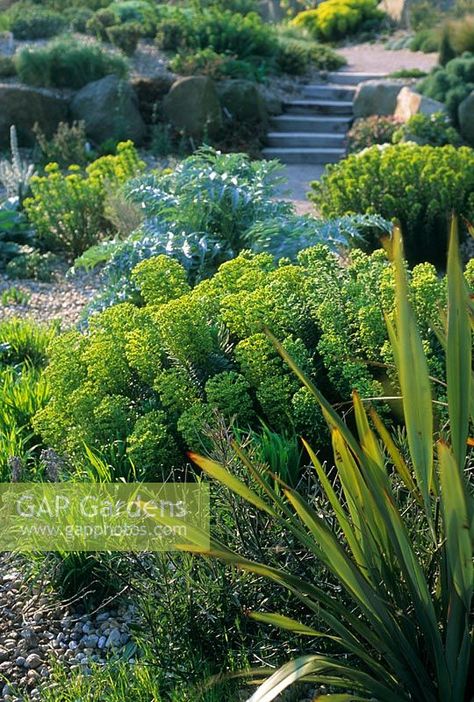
[64,6,94,33]
[106,21,142,55]
[15,37,128,89]
[347,115,401,153]
[410,27,441,53]
[310,143,474,267]
[9,5,66,39]
[34,246,469,481]
[392,112,463,146]
[5,249,60,282]
[276,37,346,74]
[419,53,474,125]
[86,8,117,39]
[0,205,32,270]
[0,55,16,78]
[169,48,262,80]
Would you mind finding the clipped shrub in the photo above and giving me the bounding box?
[310,143,474,267]
[106,21,142,55]
[347,115,401,153]
[23,141,144,259]
[108,0,157,35]
[292,0,385,42]
[15,37,128,90]
[392,112,463,146]
[34,243,472,483]
[9,6,66,40]
[419,52,474,125]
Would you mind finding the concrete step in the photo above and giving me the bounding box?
[262,147,345,165]
[284,100,353,116]
[266,132,347,149]
[302,84,356,101]
[270,114,352,133]
[325,71,388,86]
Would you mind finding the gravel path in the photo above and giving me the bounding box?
[0,271,100,329]
[338,41,438,74]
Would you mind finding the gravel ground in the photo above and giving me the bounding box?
[339,40,438,74]
[0,270,100,329]
[0,554,138,702]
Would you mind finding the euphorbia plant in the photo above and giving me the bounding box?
[160,222,473,701]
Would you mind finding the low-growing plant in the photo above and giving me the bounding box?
[15,37,128,90]
[1,286,29,305]
[8,4,66,39]
[388,67,428,78]
[392,112,463,146]
[5,248,60,282]
[291,0,386,41]
[33,121,90,169]
[23,141,144,259]
[181,223,473,702]
[276,36,346,73]
[310,143,474,266]
[419,52,474,126]
[169,48,261,80]
[410,26,441,52]
[347,115,401,153]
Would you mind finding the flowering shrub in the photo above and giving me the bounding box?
[34,244,472,480]
[292,0,385,41]
[310,143,474,267]
[24,142,144,259]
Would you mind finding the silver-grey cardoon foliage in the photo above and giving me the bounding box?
[0,125,36,201]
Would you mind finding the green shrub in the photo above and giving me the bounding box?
[184,226,473,702]
[15,37,128,89]
[106,21,142,55]
[419,53,474,127]
[276,37,346,73]
[310,143,474,266]
[33,121,89,169]
[5,249,60,282]
[410,26,441,52]
[64,6,94,33]
[156,7,277,61]
[169,48,260,80]
[33,243,472,481]
[439,14,474,63]
[291,0,385,41]
[347,115,401,153]
[0,55,16,77]
[108,0,157,35]
[86,7,117,39]
[23,141,144,259]
[9,6,66,39]
[392,112,463,146]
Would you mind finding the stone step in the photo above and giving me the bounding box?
[270,114,352,133]
[284,100,353,116]
[325,71,388,86]
[266,132,347,149]
[262,147,345,165]
[302,85,356,101]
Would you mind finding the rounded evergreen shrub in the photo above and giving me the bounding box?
[9,6,66,40]
[34,245,471,479]
[419,52,474,125]
[292,0,385,42]
[310,143,474,267]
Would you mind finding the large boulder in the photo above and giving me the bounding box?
[0,83,68,146]
[71,74,146,146]
[458,91,474,145]
[163,76,223,139]
[353,80,406,118]
[217,80,268,126]
[378,0,409,26]
[394,87,446,121]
